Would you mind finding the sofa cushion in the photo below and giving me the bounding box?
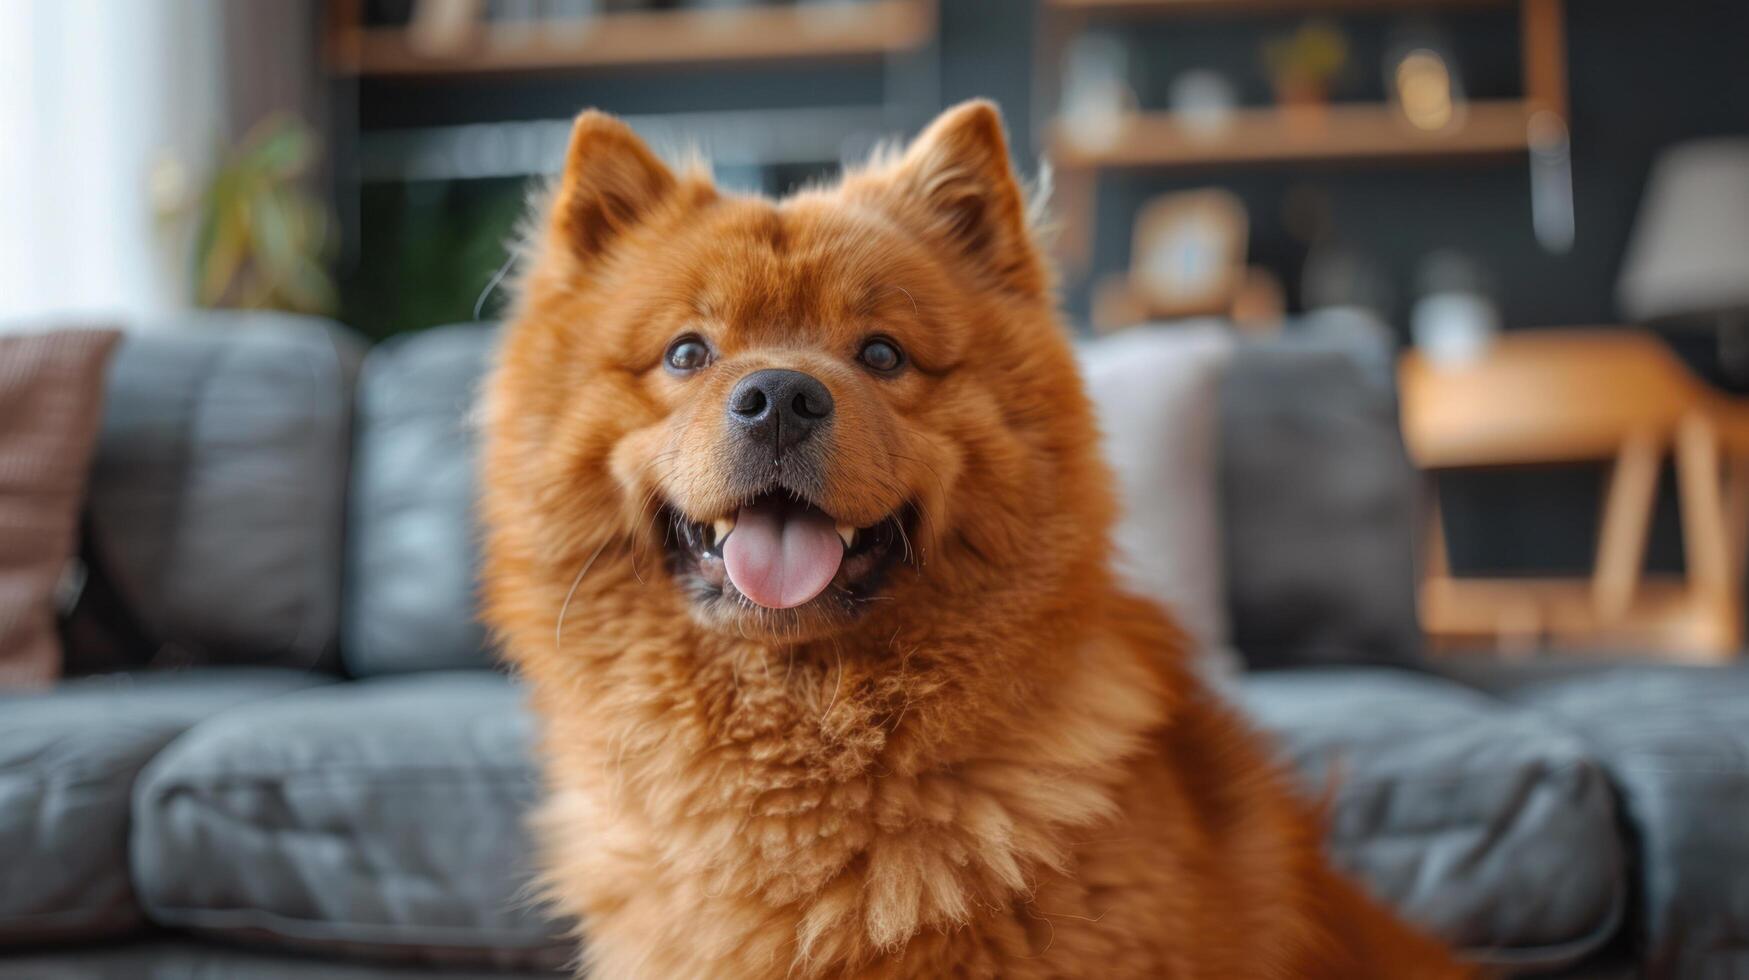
[1504,664,1749,978]
[0,939,563,978]
[132,672,564,969]
[1219,335,1423,669]
[344,324,497,676]
[1237,667,1626,971]
[73,313,363,672]
[1079,323,1236,675]
[0,668,328,943]
[0,327,120,688]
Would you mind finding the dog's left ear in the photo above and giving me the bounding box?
[877,100,1045,297]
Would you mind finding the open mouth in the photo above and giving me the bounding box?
[665,491,911,613]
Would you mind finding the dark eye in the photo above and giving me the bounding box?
[858,337,903,374]
[665,335,712,374]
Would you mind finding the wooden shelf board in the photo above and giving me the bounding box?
[1046,0,1510,14]
[332,0,933,77]
[1050,100,1534,169]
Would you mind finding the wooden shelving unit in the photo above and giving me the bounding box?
[1051,99,1537,168]
[1037,0,1569,269]
[323,0,942,185]
[328,0,935,77]
[322,0,943,337]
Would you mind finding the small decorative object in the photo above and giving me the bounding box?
[1131,189,1249,320]
[1617,138,1749,380]
[1262,20,1348,116]
[1091,274,1151,335]
[1384,26,1465,134]
[1301,242,1393,323]
[1299,242,1395,369]
[1281,181,1333,247]
[1528,110,1576,255]
[543,0,602,41]
[188,115,337,316]
[1090,190,1253,333]
[1168,69,1238,140]
[1060,32,1137,154]
[796,0,863,17]
[409,0,483,55]
[1410,250,1499,367]
[1230,267,1286,334]
[485,0,540,49]
[1392,50,1456,131]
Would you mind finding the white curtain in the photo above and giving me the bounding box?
[0,0,226,325]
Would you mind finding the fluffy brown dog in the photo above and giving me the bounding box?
[480,100,1470,979]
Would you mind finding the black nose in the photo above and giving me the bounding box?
[726,368,834,451]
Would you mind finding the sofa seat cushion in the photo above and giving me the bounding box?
[0,939,564,978]
[1505,664,1749,978]
[131,672,564,969]
[0,668,329,943]
[1237,667,1626,972]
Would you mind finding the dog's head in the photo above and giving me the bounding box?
[488,101,1112,646]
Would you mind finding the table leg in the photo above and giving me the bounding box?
[1593,429,1660,623]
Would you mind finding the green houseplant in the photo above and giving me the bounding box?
[190,114,337,315]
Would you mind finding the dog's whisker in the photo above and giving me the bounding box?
[554,536,611,653]
[819,640,845,729]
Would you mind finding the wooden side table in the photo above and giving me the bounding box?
[1398,329,1749,660]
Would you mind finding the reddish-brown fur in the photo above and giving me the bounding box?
[479,100,1471,978]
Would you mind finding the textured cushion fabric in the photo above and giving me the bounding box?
[132,672,564,969]
[75,313,363,672]
[1504,664,1749,979]
[1238,667,1626,971]
[0,328,120,687]
[1079,323,1236,674]
[0,940,563,978]
[344,323,497,676]
[1219,335,1422,669]
[0,668,328,943]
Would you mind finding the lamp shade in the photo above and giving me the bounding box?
[1618,138,1749,323]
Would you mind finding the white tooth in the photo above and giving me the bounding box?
[836,523,856,549]
[713,518,735,544]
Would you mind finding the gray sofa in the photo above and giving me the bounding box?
[3,314,1744,978]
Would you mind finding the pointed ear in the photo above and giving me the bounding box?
[881,100,1045,296]
[549,110,679,267]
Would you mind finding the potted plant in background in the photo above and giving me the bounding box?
[187,115,337,316]
[1262,20,1349,128]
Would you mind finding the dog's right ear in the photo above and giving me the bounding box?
[548,111,678,267]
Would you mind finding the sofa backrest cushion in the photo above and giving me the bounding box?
[1079,323,1238,677]
[71,313,362,673]
[1218,334,1423,669]
[343,323,497,676]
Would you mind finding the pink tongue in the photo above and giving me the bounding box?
[722,501,845,609]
